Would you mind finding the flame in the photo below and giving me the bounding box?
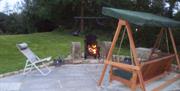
[88,44,97,55]
[92,44,96,48]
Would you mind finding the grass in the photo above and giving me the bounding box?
[0,31,83,74]
[0,29,130,74]
[2,28,178,75]
[113,48,130,56]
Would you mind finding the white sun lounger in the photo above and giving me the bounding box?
[17,42,51,76]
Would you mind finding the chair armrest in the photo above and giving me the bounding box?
[41,56,52,61]
[33,56,52,64]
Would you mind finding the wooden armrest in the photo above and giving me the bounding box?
[105,61,140,72]
[142,54,175,66]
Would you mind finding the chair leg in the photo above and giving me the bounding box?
[33,62,51,76]
[42,63,51,74]
[30,64,33,72]
[24,60,51,76]
[23,61,29,75]
[33,65,47,76]
[23,61,34,75]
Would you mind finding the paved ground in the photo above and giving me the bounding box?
[0,64,179,91]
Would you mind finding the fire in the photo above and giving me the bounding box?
[84,34,100,59]
[88,44,97,55]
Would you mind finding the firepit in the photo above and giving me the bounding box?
[84,34,100,59]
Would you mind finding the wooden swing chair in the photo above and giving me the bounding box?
[98,7,180,91]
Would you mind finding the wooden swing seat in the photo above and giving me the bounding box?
[98,7,180,91]
[111,54,175,87]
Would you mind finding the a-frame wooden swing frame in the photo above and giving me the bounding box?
[98,19,180,91]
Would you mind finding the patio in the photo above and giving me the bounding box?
[0,64,179,91]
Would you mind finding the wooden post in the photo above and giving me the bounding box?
[131,71,137,91]
[109,66,113,83]
[125,21,146,91]
[110,27,126,83]
[168,28,180,70]
[98,19,124,86]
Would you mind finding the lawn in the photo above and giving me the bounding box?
[0,30,130,74]
[0,31,83,74]
[0,28,179,90]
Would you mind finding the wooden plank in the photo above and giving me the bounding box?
[169,28,180,70]
[105,61,140,71]
[142,54,175,66]
[136,72,169,88]
[125,21,146,91]
[152,74,180,91]
[144,72,168,85]
[119,20,126,25]
[142,56,173,82]
[98,19,123,86]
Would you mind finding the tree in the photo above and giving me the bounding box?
[1,0,178,34]
[0,13,8,34]
[3,2,11,15]
[20,0,106,32]
[174,12,180,20]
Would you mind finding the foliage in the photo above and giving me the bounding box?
[21,0,106,29]
[174,12,180,20]
[0,0,180,46]
[0,0,180,34]
[0,13,8,34]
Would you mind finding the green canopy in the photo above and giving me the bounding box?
[102,7,180,28]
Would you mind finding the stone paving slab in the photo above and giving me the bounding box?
[0,82,21,91]
[0,64,179,91]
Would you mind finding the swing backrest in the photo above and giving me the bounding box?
[141,54,175,81]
